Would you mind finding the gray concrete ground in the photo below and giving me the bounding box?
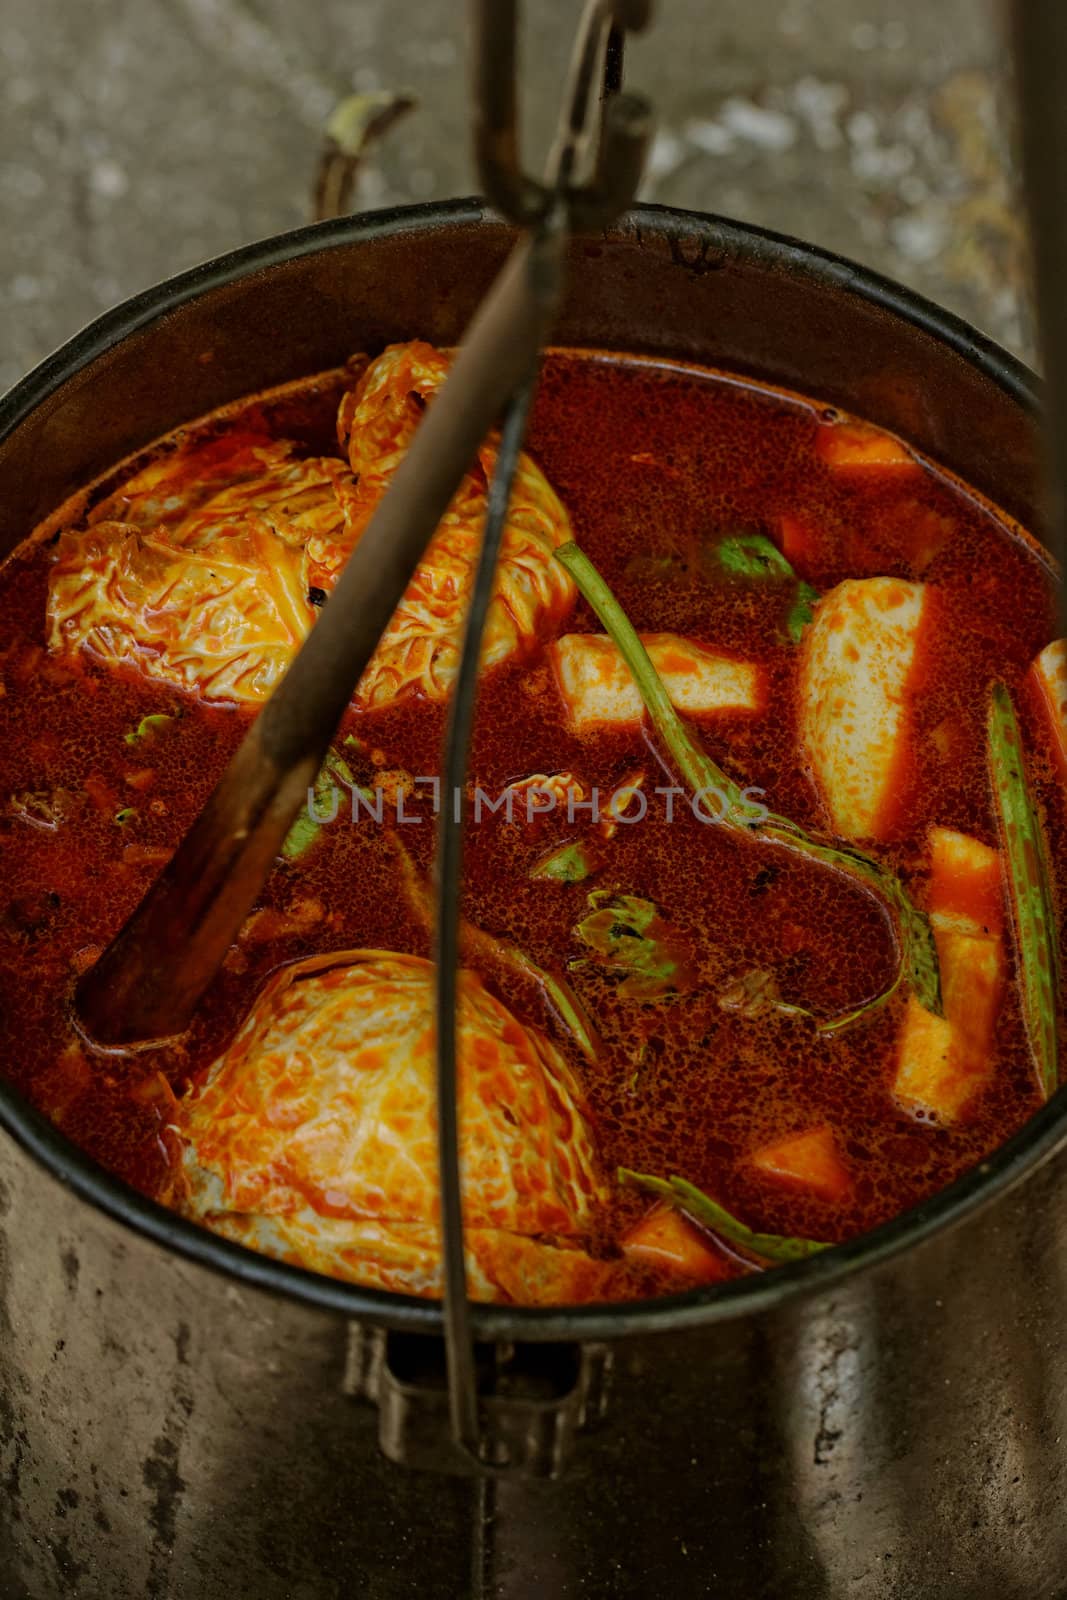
[0,0,1031,395]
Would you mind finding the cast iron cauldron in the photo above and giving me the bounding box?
[0,200,1063,1600]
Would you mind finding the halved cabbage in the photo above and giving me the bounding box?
[86,434,354,547]
[47,341,576,711]
[173,950,607,1303]
[319,341,576,707]
[48,519,311,704]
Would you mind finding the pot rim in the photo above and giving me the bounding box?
[0,196,1057,1341]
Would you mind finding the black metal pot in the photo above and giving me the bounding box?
[0,200,1063,1600]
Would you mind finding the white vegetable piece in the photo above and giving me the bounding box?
[799,577,926,840]
[548,632,762,732]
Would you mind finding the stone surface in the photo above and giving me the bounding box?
[0,0,1033,396]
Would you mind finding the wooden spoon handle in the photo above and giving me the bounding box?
[76,222,565,1049]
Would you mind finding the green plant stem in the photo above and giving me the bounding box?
[988,681,1059,1099]
[555,540,942,1025]
[620,1168,829,1265]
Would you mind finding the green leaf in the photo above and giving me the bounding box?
[717,955,911,1037]
[718,967,813,1022]
[715,531,796,581]
[554,541,941,1027]
[571,890,695,1001]
[988,681,1058,1098]
[124,712,175,746]
[786,580,819,643]
[620,1167,830,1266]
[281,748,358,860]
[531,837,599,883]
[711,532,818,644]
[114,807,137,826]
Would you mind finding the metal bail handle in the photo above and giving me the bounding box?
[431,0,653,1479]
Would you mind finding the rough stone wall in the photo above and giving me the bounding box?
[0,0,1031,392]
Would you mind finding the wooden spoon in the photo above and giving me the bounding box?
[76,222,564,1049]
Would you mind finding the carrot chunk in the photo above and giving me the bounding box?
[750,1124,851,1202]
[778,514,816,567]
[927,826,1003,937]
[815,419,920,472]
[621,1202,730,1282]
[123,767,157,792]
[893,827,1005,1123]
[894,935,1004,1123]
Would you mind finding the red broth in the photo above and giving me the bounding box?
[0,349,1060,1294]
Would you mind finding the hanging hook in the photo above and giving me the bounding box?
[472,0,653,229]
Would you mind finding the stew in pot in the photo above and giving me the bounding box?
[0,341,1062,1303]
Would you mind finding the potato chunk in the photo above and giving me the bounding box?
[548,632,762,732]
[174,950,606,1303]
[799,577,926,840]
[892,827,1005,1123]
